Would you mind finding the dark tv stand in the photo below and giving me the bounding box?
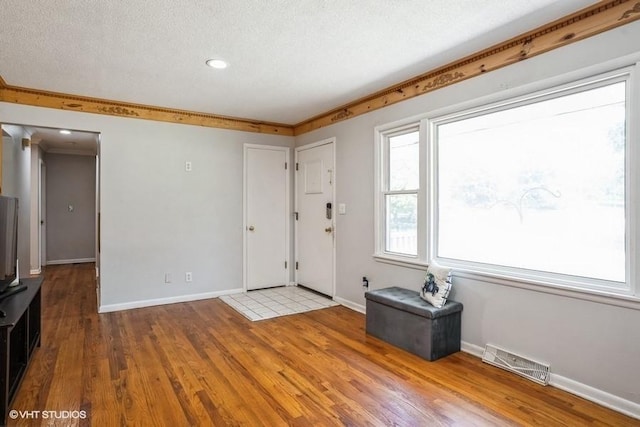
[0,277,42,424]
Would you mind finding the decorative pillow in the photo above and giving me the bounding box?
[420,262,452,308]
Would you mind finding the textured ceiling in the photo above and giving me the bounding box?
[0,0,598,125]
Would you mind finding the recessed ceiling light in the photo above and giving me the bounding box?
[206,59,228,69]
[59,129,71,135]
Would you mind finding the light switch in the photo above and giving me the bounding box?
[68,204,74,212]
[338,203,346,215]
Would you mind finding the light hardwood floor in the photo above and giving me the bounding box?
[7,264,638,426]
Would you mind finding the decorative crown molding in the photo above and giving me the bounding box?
[293,0,640,135]
[0,81,294,136]
[619,2,640,20]
[1,1,639,137]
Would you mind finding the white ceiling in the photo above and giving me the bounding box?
[0,0,598,125]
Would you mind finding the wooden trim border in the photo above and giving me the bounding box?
[0,81,294,136]
[293,0,640,135]
[1,1,639,136]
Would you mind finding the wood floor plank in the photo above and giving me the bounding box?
[6,263,639,426]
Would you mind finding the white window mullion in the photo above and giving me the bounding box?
[418,119,429,261]
[628,63,639,297]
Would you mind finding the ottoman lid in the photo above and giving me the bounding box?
[365,286,462,319]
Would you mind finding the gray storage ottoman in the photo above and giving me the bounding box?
[365,286,463,361]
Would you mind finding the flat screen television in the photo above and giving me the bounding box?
[0,196,19,293]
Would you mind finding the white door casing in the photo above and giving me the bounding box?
[95,139,101,306]
[39,159,46,269]
[244,144,290,291]
[295,138,335,297]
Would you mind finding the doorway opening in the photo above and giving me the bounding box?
[0,123,100,296]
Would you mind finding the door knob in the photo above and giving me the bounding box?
[325,227,332,233]
[248,226,255,231]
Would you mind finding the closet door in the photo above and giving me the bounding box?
[244,145,290,290]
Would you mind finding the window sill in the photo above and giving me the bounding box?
[373,253,428,270]
[451,267,640,311]
[373,254,640,310]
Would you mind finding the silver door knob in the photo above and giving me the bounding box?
[325,227,332,233]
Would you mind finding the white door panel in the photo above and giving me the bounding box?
[245,146,289,290]
[296,141,334,296]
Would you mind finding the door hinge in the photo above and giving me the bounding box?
[285,162,288,170]
[295,163,299,171]
[285,261,288,269]
[294,212,299,220]
[295,262,299,270]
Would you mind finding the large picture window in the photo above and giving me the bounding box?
[375,68,637,298]
[434,78,627,287]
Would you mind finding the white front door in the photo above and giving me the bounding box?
[244,145,289,290]
[295,139,334,297]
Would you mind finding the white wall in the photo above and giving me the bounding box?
[0,105,294,310]
[295,21,640,414]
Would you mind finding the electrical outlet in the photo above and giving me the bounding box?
[185,161,192,172]
[164,273,171,284]
[185,272,193,282]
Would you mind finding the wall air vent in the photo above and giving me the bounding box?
[482,344,550,386]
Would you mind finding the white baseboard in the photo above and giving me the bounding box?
[461,341,485,358]
[550,374,640,420]
[334,296,366,314]
[47,258,96,265]
[30,268,42,275]
[98,288,243,313]
[460,341,640,420]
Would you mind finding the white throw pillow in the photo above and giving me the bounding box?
[420,262,452,308]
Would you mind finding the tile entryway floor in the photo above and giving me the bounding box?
[219,286,338,321]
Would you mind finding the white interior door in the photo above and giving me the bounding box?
[244,145,289,290]
[295,139,334,297]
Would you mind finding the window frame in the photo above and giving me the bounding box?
[374,64,640,305]
[374,121,426,265]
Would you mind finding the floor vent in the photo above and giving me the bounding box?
[482,344,550,385]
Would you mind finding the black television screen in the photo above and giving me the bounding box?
[0,196,18,293]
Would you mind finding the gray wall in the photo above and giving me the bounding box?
[294,21,640,410]
[45,153,96,263]
[0,105,294,311]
